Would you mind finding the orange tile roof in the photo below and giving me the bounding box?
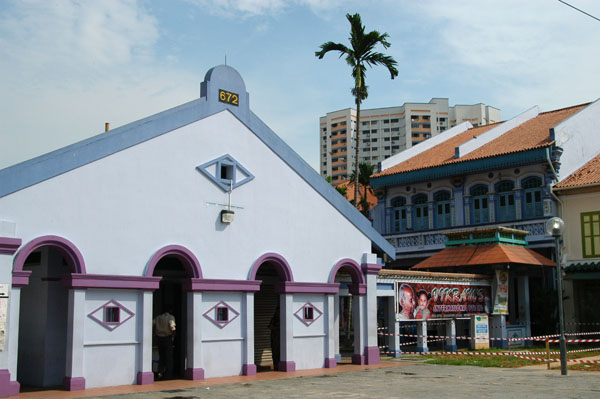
[373,104,588,178]
[411,245,556,270]
[336,180,378,210]
[554,152,600,190]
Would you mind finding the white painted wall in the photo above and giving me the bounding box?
[201,292,244,378]
[292,294,326,370]
[0,110,372,283]
[82,289,140,388]
[553,99,600,181]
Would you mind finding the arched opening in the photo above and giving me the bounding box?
[330,260,365,365]
[151,256,189,380]
[17,246,71,389]
[251,254,292,372]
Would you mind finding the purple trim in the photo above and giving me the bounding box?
[361,263,382,275]
[329,258,366,285]
[184,278,261,292]
[275,281,339,294]
[64,274,161,290]
[146,245,202,278]
[351,354,365,365]
[364,346,380,365]
[8,381,19,397]
[294,302,323,327]
[137,371,154,385]
[0,237,21,255]
[349,284,367,296]
[185,368,205,380]
[242,364,256,376]
[63,376,85,391]
[0,369,19,397]
[250,253,294,282]
[14,235,86,274]
[203,300,240,328]
[88,299,135,331]
[11,270,32,287]
[278,361,296,372]
[324,358,336,368]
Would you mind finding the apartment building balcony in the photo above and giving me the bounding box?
[384,217,553,259]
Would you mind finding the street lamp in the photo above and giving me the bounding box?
[545,216,567,376]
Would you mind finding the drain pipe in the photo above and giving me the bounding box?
[546,147,562,206]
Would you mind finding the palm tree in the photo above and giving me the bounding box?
[316,13,398,209]
[350,162,375,216]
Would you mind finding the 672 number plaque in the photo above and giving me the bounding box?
[218,89,239,106]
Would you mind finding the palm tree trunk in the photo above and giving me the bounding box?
[354,98,360,209]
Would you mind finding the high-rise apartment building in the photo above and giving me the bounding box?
[319,98,500,184]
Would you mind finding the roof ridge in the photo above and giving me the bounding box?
[539,102,591,115]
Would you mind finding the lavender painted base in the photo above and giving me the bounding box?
[63,376,86,391]
[242,364,257,376]
[351,354,365,365]
[364,346,380,365]
[446,344,457,352]
[185,368,205,380]
[324,358,336,368]
[0,370,19,398]
[278,361,296,372]
[416,346,429,353]
[137,371,154,385]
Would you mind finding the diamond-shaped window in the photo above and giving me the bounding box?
[197,154,254,192]
[294,302,323,327]
[88,299,135,331]
[203,301,240,329]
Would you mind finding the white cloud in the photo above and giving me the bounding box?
[184,0,361,18]
[413,0,600,115]
[0,0,198,168]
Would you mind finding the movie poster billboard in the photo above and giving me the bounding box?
[395,281,491,321]
[492,270,509,315]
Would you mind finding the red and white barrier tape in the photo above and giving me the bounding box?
[534,338,600,343]
[378,348,600,364]
[565,331,600,337]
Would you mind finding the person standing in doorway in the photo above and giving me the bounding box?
[268,305,280,371]
[154,308,176,379]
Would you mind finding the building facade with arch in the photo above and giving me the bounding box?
[0,65,394,396]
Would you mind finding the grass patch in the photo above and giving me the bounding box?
[399,345,600,370]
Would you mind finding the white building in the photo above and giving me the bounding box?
[319,99,500,184]
[0,65,395,396]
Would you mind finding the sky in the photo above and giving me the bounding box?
[1,0,599,171]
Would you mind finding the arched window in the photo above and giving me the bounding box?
[434,190,452,228]
[470,184,489,225]
[412,193,429,231]
[522,176,543,218]
[495,180,516,222]
[391,196,408,233]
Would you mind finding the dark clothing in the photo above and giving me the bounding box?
[157,336,174,379]
[269,310,280,370]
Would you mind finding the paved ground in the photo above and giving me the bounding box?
[16,359,600,399]
[91,361,600,399]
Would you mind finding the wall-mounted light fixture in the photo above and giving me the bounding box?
[221,209,234,223]
[221,180,235,224]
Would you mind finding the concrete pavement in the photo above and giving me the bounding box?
[15,359,600,399]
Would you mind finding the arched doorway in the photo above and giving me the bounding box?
[146,245,201,381]
[13,236,85,390]
[250,253,293,372]
[330,259,365,364]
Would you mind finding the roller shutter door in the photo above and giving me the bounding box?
[254,285,279,367]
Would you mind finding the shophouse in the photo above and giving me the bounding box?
[370,100,600,339]
[554,153,600,331]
